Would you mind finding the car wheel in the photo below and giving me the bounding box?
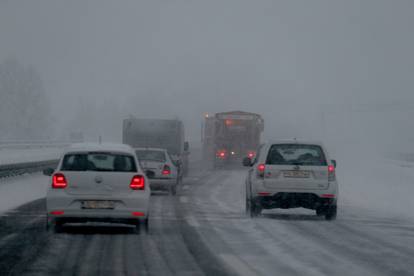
[170,184,177,196]
[325,205,337,221]
[46,215,51,231]
[53,219,64,234]
[316,207,325,217]
[133,220,142,234]
[250,202,261,217]
[143,217,149,234]
[245,197,251,216]
[134,217,149,234]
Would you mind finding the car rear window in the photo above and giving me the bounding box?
[266,144,327,166]
[61,152,137,172]
[135,150,166,162]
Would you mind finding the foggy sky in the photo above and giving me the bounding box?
[1,0,414,146]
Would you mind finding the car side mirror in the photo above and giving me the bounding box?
[242,157,252,167]
[331,160,337,168]
[43,168,54,176]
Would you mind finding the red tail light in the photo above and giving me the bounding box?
[217,150,226,158]
[328,165,336,181]
[248,151,256,158]
[50,210,64,215]
[130,175,145,190]
[162,165,171,175]
[258,164,266,172]
[132,212,145,217]
[257,163,266,177]
[321,194,336,198]
[52,173,67,189]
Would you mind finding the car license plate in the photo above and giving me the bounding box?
[283,171,310,178]
[82,201,115,209]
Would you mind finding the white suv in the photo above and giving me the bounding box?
[243,140,338,220]
[44,143,151,233]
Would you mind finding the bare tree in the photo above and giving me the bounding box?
[0,58,51,140]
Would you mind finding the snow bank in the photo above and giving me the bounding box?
[337,147,414,220]
[0,173,49,214]
[0,147,63,165]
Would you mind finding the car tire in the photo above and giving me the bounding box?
[250,201,261,217]
[245,197,251,216]
[53,219,64,234]
[325,205,337,221]
[170,184,177,196]
[143,217,149,234]
[133,221,141,234]
[46,215,51,231]
[135,217,149,234]
[316,207,325,217]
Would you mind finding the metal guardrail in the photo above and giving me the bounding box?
[0,160,59,178]
[0,141,71,150]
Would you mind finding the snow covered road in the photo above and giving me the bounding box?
[0,161,413,275]
[179,169,414,276]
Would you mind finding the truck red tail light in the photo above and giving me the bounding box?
[130,175,145,190]
[52,173,68,189]
[247,151,256,158]
[217,150,226,159]
[328,165,336,181]
[225,119,233,126]
[162,165,171,175]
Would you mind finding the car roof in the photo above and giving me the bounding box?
[65,143,135,154]
[134,147,167,152]
[265,139,325,147]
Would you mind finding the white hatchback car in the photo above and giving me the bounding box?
[135,148,180,195]
[244,140,338,220]
[44,143,151,233]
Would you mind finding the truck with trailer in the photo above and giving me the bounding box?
[122,117,190,176]
[202,111,264,168]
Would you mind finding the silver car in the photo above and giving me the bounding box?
[244,140,338,220]
[45,143,151,233]
[135,148,180,195]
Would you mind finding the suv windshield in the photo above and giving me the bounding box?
[135,150,166,163]
[266,144,327,166]
[61,153,137,172]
